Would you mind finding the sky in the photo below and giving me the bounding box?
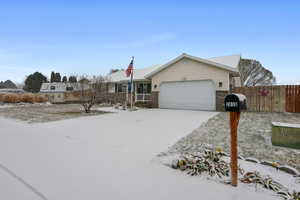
[0,0,299,84]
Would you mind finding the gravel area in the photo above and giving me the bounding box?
[0,103,109,123]
[165,112,300,170]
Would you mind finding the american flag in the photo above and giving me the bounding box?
[125,58,133,77]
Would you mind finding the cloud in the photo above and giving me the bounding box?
[106,32,177,48]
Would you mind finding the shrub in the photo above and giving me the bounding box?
[0,93,48,103]
[20,94,35,103]
[2,94,21,103]
[0,94,5,102]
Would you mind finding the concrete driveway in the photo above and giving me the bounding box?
[0,109,217,200]
[0,108,277,200]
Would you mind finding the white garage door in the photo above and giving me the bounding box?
[159,80,216,110]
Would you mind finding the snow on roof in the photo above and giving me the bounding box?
[0,88,25,93]
[107,65,161,82]
[109,54,241,82]
[40,82,90,93]
[272,122,300,129]
[207,54,241,68]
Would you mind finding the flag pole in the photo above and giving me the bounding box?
[130,56,134,110]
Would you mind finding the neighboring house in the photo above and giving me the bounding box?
[39,82,90,103]
[0,88,25,94]
[107,53,242,111]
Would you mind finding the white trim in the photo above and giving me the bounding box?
[135,82,152,102]
[145,53,239,79]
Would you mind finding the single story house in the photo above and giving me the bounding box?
[107,53,242,111]
[0,88,25,94]
[39,82,90,103]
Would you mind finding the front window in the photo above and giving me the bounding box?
[66,86,74,91]
[137,83,151,94]
[136,82,151,102]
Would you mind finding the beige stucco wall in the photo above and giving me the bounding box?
[151,58,230,91]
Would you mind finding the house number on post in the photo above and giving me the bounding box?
[224,93,247,187]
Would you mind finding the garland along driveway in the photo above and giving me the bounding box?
[0,109,280,200]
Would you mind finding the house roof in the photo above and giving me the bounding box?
[145,53,240,79]
[108,54,241,82]
[207,54,241,69]
[40,82,90,93]
[107,65,161,83]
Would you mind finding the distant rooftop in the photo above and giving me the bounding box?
[0,88,25,93]
[40,82,90,93]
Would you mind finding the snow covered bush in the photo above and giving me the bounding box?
[241,171,283,192]
[172,150,232,178]
[172,150,300,200]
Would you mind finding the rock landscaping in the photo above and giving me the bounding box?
[164,112,300,171]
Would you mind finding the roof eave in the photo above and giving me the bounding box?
[109,78,150,83]
[145,53,239,78]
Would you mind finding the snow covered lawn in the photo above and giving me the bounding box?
[0,108,298,200]
[0,103,108,123]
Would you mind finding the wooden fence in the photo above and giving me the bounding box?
[286,85,300,112]
[234,85,300,113]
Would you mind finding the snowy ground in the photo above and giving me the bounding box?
[0,103,108,123]
[0,108,298,200]
[166,112,300,170]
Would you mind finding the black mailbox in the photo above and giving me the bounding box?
[224,93,247,112]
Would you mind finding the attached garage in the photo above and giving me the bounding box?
[159,80,216,110]
[144,53,241,111]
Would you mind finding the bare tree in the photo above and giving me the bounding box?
[77,76,95,113]
[77,75,110,113]
[238,59,276,86]
[91,75,108,96]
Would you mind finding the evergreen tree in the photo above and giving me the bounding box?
[62,76,68,82]
[69,76,77,83]
[55,72,61,82]
[50,71,55,83]
[23,72,48,93]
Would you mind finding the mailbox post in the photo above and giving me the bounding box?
[224,93,247,187]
